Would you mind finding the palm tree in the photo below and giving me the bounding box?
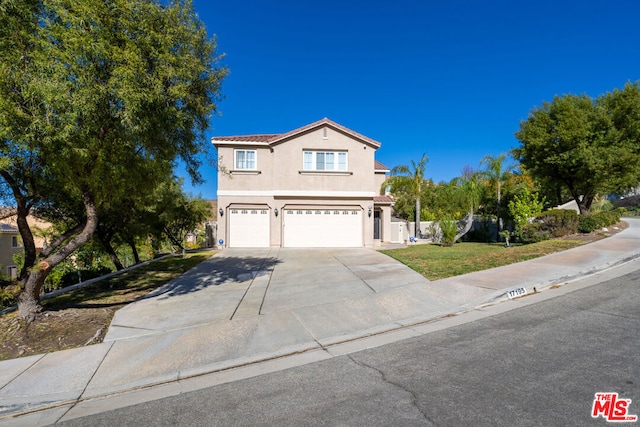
[385,153,429,238]
[452,171,483,241]
[480,153,515,241]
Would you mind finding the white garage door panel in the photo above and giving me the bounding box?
[284,209,362,247]
[229,209,270,247]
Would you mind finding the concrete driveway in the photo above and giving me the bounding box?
[104,248,436,341]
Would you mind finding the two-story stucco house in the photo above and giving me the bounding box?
[212,118,394,248]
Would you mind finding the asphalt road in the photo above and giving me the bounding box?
[56,265,640,426]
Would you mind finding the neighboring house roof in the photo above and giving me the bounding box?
[0,223,18,233]
[212,118,382,149]
[554,199,580,213]
[0,212,51,249]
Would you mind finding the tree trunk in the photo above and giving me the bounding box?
[128,237,141,264]
[496,182,502,241]
[415,197,421,238]
[571,192,593,216]
[15,203,37,280]
[455,209,474,242]
[100,237,124,271]
[17,193,99,321]
[17,269,48,322]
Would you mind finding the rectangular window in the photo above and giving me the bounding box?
[11,236,21,248]
[303,151,348,171]
[316,152,325,170]
[337,152,347,171]
[7,266,17,280]
[303,151,313,170]
[235,150,256,170]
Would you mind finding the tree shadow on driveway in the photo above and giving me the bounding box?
[142,255,281,300]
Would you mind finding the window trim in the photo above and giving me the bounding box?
[234,149,257,171]
[11,235,21,248]
[302,150,348,172]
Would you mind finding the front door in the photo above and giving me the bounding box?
[373,210,381,240]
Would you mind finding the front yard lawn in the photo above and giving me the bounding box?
[381,239,587,281]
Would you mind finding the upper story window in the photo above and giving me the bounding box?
[235,149,256,170]
[11,236,21,248]
[303,151,347,171]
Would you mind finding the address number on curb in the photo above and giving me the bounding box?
[506,287,527,299]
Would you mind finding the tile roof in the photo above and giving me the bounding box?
[211,134,281,143]
[374,195,395,204]
[375,160,390,171]
[212,118,382,148]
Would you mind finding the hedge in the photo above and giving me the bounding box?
[578,210,621,233]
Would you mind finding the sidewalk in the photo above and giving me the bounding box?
[2,218,640,426]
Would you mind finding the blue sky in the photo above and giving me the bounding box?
[181,0,640,200]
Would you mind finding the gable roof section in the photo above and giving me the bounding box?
[375,160,390,172]
[212,118,382,149]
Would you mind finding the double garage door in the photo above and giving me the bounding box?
[228,207,363,248]
[283,208,362,248]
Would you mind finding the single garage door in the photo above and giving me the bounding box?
[229,208,270,247]
[283,208,362,247]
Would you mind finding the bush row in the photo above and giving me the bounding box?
[578,210,622,233]
[519,208,622,244]
[519,209,579,243]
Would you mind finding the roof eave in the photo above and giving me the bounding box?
[211,140,271,147]
[269,118,382,148]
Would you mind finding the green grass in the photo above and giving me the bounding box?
[43,251,214,309]
[380,240,585,281]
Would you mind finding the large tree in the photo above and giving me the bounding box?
[0,0,226,319]
[514,83,640,215]
[385,153,429,238]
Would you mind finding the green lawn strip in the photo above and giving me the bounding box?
[380,240,585,281]
[43,251,215,309]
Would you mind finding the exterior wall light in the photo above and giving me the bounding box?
[219,208,223,217]
[368,206,372,217]
[274,208,279,217]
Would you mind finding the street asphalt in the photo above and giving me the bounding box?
[1,218,640,426]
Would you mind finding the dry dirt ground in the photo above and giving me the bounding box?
[0,285,156,360]
[0,222,629,361]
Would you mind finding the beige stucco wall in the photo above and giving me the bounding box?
[374,172,388,195]
[217,127,377,194]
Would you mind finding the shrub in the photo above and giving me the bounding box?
[538,209,579,237]
[578,215,600,233]
[519,222,551,244]
[439,217,458,246]
[58,266,113,288]
[579,210,621,233]
[0,284,19,310]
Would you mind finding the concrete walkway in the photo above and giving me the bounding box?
[2,218,640,426]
